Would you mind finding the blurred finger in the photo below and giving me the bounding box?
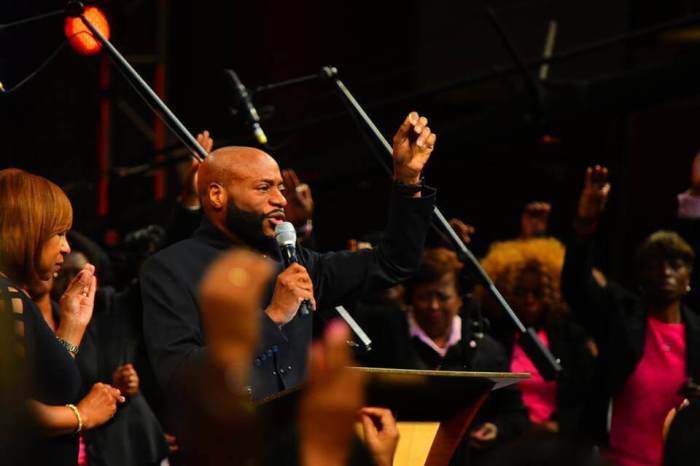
[282,169,295,191]
[416,127,431,147]
[414,116,428,134]
[366,407,394,425]
[360,413,378,438]
[286,263,307,274]
[296,183,311,202]
[396,112,417,138]
[288,169,302,187]
[323,320,351,369]
[87,275,97,301]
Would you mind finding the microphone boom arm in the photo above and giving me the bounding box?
[75,5,207,162]
[323,66,562,381]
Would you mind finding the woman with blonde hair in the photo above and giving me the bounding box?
[478,237,595,437]
[0,168,123,466]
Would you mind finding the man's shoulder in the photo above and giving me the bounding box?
[142,237,212,274]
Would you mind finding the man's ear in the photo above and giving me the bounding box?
[208,183,226,210]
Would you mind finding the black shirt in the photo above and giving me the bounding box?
[140,184,436,401]
[1,275,82,466]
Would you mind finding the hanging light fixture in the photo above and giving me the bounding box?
[64,5,110,55]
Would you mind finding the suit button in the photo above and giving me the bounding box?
[254,358,262,367]
[287,365,292,372]
[272,371,277,376]
[261,353,267,361]
[280,368,286,375]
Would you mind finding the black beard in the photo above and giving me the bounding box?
[225,201,275,253]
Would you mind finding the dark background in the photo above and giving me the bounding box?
[3,0,700,286]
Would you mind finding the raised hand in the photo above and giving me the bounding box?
[196,130,214,155]
[76,382,125,430]
[265,263,316,326]
[199,248,274,372]
[359,407,400,466]
[448,218,476,244]
[112,363,139,397]
[392,112,436,185]
[56,263,97,350]
[577,165,610,223]
[299,321,365,466]
[180,131,214,209]
[520,201,551,239]
[282,169,314,229]
[689,152,700,196]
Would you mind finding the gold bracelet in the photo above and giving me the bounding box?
[66,404,82,433]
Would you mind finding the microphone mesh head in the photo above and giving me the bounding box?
[275,221,296,245]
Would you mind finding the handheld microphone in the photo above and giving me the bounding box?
[274,222,311,316]
[223,69,268,145]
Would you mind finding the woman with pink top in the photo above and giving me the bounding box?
[562,165,700,466]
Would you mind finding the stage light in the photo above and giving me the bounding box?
[64,6,110,56]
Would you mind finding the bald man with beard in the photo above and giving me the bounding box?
[140,112,438,404]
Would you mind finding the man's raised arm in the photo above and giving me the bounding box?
[304,112,438,310]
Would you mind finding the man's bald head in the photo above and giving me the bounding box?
[196,146,287,243]
[197,146,278,198]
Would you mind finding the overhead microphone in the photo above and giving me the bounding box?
[274,222,311,316]
[224,69,268,146]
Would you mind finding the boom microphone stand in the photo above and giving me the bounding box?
[66,1,208,162]
[320,66,562,380]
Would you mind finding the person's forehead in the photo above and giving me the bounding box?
[416,276,455,291]
[644,254,688,267]
[232,156,282,183]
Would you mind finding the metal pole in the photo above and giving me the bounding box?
[326,66,562,380]
[77,11,207,162]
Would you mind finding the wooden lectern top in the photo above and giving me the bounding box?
[256,368,530,466]
[256,367,529,422]
[355,367,529,422]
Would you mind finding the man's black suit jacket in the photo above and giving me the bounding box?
[141,184,436,401]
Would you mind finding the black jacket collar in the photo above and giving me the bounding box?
[682,305,700,380]
[191,215,280,259]
[192,215,244,251]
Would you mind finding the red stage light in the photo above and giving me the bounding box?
[64,6,110,56]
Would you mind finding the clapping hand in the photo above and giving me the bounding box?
[59,263,97,331]
[112,363,139,397]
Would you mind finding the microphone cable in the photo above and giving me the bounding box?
[1,39,68,95]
